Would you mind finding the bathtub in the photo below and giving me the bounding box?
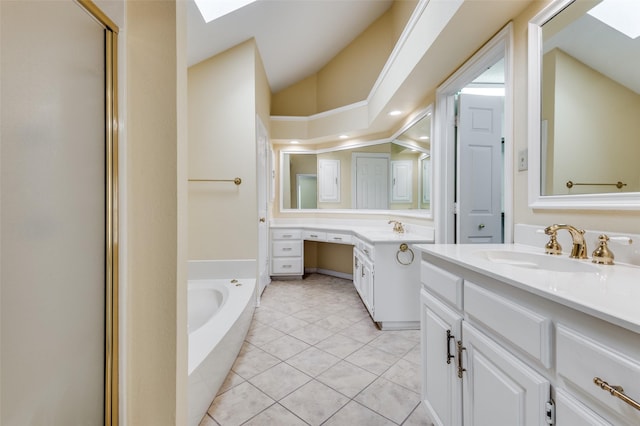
[187,277,256,426]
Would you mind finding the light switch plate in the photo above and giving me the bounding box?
[518,149,528,171]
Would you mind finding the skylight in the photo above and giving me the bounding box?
[194,0,258,23]
[587,0,640,39]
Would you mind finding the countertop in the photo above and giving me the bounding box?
[270,222,435,244]
[414,243,640,334]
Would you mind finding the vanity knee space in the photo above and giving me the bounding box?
[419,258,640,426]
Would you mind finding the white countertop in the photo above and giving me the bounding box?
[271,221,435,244]
[414,243,640,334]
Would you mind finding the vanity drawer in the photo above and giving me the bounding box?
[465,281,552,368]
[420,261,462,310]
[272,240,302,257]
[557,324,640,425]
[326,232,352,245]
[354,239,374,260]
[303,230,326,241]
[272,258,303,275]
[272,229,301,240]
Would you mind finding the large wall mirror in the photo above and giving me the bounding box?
[279,108,432,217]
[528,0,640,209]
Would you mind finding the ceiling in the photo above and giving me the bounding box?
[187,0,394,93]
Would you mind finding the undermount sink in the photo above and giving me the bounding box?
[475,249,600,273]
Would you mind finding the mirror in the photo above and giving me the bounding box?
[279,110,432,215]
[529,0,640,209]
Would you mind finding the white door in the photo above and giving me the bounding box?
[462,322,550,426]
[1,1,109,422]
[421,290,463,426]
[391,160,413,203]
[354,154,389,209]
[457,94,503,243]
[256,117,270,297]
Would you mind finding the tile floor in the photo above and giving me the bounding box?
[200,273,431,426]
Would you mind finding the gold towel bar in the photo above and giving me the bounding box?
[189,177,242,185]
[566,181,626,189]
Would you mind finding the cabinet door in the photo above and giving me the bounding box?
[318,159,340,202]
[420,289,463,426]
[462,322,550,426]
[391,160,413,202]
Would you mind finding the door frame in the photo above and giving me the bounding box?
[434,23,514,244]
[75,1,120,423]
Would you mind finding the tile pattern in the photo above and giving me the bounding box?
[201,273,430,425]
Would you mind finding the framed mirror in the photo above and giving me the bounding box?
[279,107,433,217]
[528,0,640,209]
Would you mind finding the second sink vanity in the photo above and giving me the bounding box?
[270,220,434,330]
[415,224,640,426]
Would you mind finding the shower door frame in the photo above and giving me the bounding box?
[76,1,120,424]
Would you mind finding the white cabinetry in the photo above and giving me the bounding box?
[391,160,413,202]
[270,229,303,276]
[355,238,422,329]
[420,257,640,426]
[318,159,340,203]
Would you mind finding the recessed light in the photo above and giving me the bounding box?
[290,140,299,144]
[419,136,430,140]
[588,0,640,39]
[389,110,402,116]
[339,135,348,139]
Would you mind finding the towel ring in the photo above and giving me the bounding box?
[396,243,414,266]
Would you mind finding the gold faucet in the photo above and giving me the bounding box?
[388,220,405,234]
[544,224,588,259]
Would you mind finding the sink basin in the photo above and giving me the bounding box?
[475,250,600,273]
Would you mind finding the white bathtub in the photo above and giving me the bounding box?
[187,277,256,426]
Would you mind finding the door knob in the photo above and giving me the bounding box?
[478,223,485,230]
[259,217,266,223]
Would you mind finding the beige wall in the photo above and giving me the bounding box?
[125,0,187,424]
[271,1,413,116]
[512,1,640,233]
[543,48,640,195]
[188,40,261,260]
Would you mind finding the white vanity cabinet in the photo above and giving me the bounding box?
[419,252,640,426]
[270,229,303,276]
[355,238,422,329]
[420,262,549,426]
[353,245,374,316]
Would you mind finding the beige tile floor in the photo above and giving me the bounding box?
[200,273,430,426]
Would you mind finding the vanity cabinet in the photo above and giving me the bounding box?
[420,255,640,426]
[420,266,549,426]
[270,229,303,276]
[353,246,374,316]
[355,238,422,329]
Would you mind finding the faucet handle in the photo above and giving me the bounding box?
[592,234,615,265]
[544,231,562,255]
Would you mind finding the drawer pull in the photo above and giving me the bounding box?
[283,248,292,251]
[282,234,293,238]
[333,237,342,240]
[594,377,640,411]
[310,234,318,238]
[446,330,455,364]
[282,265,292,268]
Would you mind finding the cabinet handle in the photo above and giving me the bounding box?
[594,377,640,411]
[364,249,369,256]
[446,330,455,364]
[457,340,466,379]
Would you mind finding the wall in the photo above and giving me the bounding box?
[125,1,188,424]
[188,40,260,260]
[512,1,640,234]
[543,48,640,195]
[271,0,414,116]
